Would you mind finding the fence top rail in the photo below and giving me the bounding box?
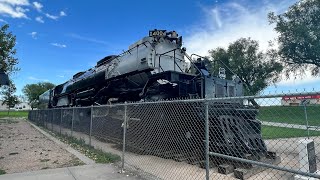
[29,91,320,110]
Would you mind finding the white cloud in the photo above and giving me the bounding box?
[45,13,58,20]
[32,1,42,12]
[69,33,109,45]
[51,43,66,48]
[0,18,6,23]
[0,0,30,18]
[211,8,222,28]
[0,0,30,6]
[184,0,297,55]
[0,0,65,22]
[28,31,37,39]
[44,10,67,21]
[28,76,49,82]
[35,16,43,23]
[60,11,66,16]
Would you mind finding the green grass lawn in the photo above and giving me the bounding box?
[257,105,320,126]
[262,125,320,139]
[0,110,29,118]
[0,169,5,175]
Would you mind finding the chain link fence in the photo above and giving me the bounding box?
[28,91,320,180]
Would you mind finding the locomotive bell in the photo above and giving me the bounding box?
[171,31,178,38]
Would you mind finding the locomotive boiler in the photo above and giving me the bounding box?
[38,30,272,171]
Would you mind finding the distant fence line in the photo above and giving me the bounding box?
[29,91,320,180]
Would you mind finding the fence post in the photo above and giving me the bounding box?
[51,110,53,131]
[205,101,210,180]
[121,102,127,173]
[89,106,93,146]
[71,108,74,137]
[60,109,62,135]
[303,103,310,138]
[44,111,47,129]
[46,110,48,129]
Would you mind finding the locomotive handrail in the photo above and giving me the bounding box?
[116,40,156,61]
[158,48,183,73]
[212,56,239,79]
[184,53,202,76]
[190,53,206,60]
[160,54,185,68]
[190,53,209,75]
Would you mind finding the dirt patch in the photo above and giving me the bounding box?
[0,118,84,174]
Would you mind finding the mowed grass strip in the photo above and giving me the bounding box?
[42,128,120,164]
[258,105,320,126]
[58,135,121,163]
[0,169,5,175]
[0,111,29,118]
[262,125,320,139]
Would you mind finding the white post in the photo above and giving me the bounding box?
[295,139,319,180]
[121,103,127,173]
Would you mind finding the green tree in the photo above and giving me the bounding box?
[209,38,283,97]
[0,24,19,75]
[0,24,20,112]
[269,0,320,76]
[1,80,19,112]
[22,82,55,109]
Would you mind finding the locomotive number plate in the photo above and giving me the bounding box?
[149,30,166,37]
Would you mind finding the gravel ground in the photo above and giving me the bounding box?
[0,118,84,174]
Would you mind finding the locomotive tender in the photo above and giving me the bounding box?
[38,30,269,165]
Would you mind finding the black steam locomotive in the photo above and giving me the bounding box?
[38,30,269,168]
[39,30,244,107]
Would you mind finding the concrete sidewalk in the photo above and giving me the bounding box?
[261,121,320,131]
[0,164,140,180]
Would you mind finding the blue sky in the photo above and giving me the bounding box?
[0,0,319,97]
